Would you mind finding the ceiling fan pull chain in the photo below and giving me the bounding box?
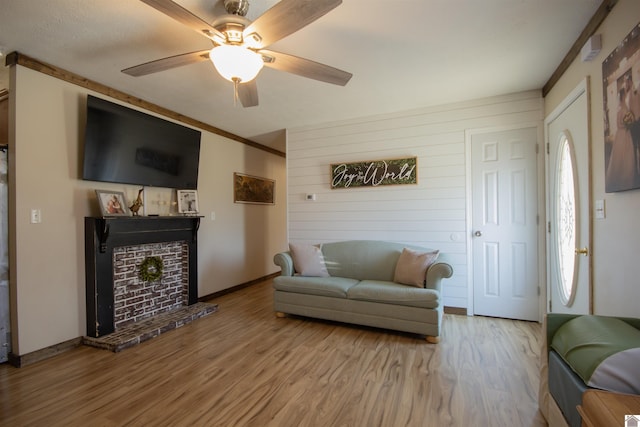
[232,77,240,107]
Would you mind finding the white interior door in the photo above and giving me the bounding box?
[471,126,540,321]
[545,79,591,315]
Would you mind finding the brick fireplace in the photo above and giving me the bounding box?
[85,216,201,338]
[112,241,189,329]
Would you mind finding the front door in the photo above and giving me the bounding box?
[545,79,591,315]
[471,126,540,321]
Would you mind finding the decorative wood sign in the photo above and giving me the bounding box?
[330,157,418,189]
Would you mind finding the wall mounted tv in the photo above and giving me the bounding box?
[82,95,201,189]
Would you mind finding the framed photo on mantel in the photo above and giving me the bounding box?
[177,189,199,214]
[95,190,129,216]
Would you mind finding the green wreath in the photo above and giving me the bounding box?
[139,256,163,282]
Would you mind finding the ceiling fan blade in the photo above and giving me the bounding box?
[238,80,259,107]
[244,0,341,49]
[260,50,352,86]
[140,0,225,42]
[122,50,210,76]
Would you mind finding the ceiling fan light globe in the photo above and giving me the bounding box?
[209,45,264,83]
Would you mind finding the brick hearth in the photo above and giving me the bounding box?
[83,302,217,352]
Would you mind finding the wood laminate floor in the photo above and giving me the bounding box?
[0,279,547,426]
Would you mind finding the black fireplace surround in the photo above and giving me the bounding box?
[85,216,200,337]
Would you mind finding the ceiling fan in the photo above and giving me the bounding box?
[122,0,353,107]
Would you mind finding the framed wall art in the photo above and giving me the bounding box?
[233,173,275,205]
[602,22,640,192]
[330,156,418,189]
[177,189,199,214]
[95,190,129,216]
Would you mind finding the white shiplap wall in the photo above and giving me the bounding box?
[287,91,543,309]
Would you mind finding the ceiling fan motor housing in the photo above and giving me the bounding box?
[212,13,252,45]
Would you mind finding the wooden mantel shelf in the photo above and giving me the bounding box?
[91,216,201,252]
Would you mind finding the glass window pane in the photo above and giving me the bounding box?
[554,133,578,305]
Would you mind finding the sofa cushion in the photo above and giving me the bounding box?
[321,240,407,281]
[289,243,329,277]
[347,280,440,309]
[394,248,439,287]
[273,276,359,298]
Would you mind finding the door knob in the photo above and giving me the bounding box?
[575,247,589,256]
[474,231,482,237]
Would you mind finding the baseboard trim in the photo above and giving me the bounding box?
[199,272,280,301]
[444,306,467,315]
[8,337,83,368]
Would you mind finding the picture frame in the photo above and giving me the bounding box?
[602,22,640,192]
[330,156,418,189]
[95,190,129,216]
[177,189,199,214]
[233,172,275,205]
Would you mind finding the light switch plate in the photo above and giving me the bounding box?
[30,209,41,223]
[595,199,605,219]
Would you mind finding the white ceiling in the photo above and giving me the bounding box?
[0,0,602,152]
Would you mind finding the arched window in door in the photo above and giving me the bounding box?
[553,131,579,306]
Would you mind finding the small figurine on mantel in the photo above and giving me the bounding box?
[129,188,144,216]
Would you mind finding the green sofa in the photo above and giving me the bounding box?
[272,240,453,342]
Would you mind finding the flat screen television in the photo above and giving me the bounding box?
[82,95,201,189]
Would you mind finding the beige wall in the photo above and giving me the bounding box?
[8,65,287,355]
[544,0,640,316]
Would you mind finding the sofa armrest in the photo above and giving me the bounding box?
[425,262,453,292]
[274,251,295,276]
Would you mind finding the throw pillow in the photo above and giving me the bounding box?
[394,248,439,287]
[289,243,330,277]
